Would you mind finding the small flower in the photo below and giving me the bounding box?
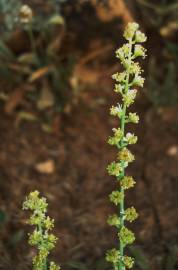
[107,161,122,176]
[29,230,43,246]
[116,47,125,62]
[19,5,33,24]
[50,262,61,270]
[106,249,120,264]
[123,256,135,269]
[129,62,142,75]
[135,30,147,43]
[109,191,124,205]
[108,128,123,146]
[128,112,139,124]
[125,207,138,222]
[23,191,60,270]
[107,214,120,227]
[125,133,137,145]
[110,105,122,117]
[114,84,123,94]
[118,148,135,163]
[119,227,135,246]
[134,45,147,58]
[44,216,54,230]
[132,75,145,87]
[112,72,127,83]
[120,176,136,190]
[124,22,139,40]
[122,89,137,107]
[23,190,48,213]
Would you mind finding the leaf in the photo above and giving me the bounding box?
[17,52,37,65]
[4,88,25,114]
[29,66,53,82]
[95,258,109,270]
[17,112,38,122]
[0,40,14,60]
[129,246,149,270]
[0,210,7,225]
[41,124,53,133]
[48,15,65,25]
[35,160,55,174]
[10,230,24,246]
[165,246,178,270]
[37,80,54,110]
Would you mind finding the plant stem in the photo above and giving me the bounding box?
[118,40,133,270]
[44,258,48,270]
[27,23,39,66]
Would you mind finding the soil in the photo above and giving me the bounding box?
[1,79,178,270]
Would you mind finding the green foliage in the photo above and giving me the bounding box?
[147,41,178,106]
[129,246,149,270]
[106,22,147,270]
[0,1,76,119]
[23,190,60,270]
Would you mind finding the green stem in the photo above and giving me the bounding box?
[44,258,48,270]
[118,39,133,270]
[27,23,39,66]
[38,224,48,270]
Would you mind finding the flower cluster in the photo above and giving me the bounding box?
[106,22,147,270]
[23,190,60,270]
[19,5,33,24]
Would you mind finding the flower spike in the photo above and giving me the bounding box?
[106,22,147,270]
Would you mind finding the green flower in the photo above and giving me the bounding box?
[107,214,120,227]
[112,71,127,83]
[114,84,123,94]
[125,207,138,222]
[23,190,48,213]
[110,105,122,117]
[106,248,120,264]
[125,133,137,145]
[135,30,147,43]
[123,256,135,269]
[118,148,135,163]
[122,89,137,107]
[29,230,43,246]
[107,161,122,176]
[124,22,139,40]
[109,191,124,205]
[120,176,136,190]
[44,216,54,230]
[134,44,147,58]
[128,112,139,124]
[50,262,61,270]
[108,128,123,146]
[119,227,135,246]
[23,190,60,270]
[129,62,142,75]
[132,75,145,87]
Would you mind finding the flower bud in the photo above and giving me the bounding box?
[135,30,147,43]
[124,22,139,40]
[19,5,33,24]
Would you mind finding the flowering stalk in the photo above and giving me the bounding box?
[23,190,60,270]
[106,23,147,270]
[19,5,38,63]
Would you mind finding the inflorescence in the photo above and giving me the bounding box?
[23,190,60,270]
[106,22,147,270]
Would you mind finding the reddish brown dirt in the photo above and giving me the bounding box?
[1,76,178,270]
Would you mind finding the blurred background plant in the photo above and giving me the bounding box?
[0,0,76,131]
[125,0,178,107]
